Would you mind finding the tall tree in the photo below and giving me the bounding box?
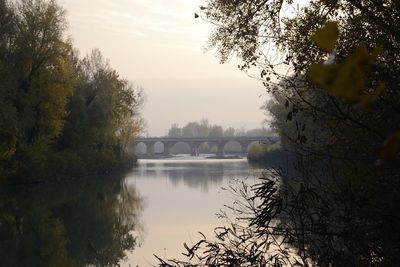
[168,123,182,137]
[58,49,144,170]
[0,0,76,177]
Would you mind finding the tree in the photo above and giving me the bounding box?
[0,0,18,176]
[0,0,77,178]
[246,127,273,137]
[168,123,182,137]
[158,0,400,265]
[198,118,210,137]
[182,122,200,137]
[223,127,235,137]
[200,0,399,155]
[0,1,145,181]
[57,49,145,172]
[208,125,223,137]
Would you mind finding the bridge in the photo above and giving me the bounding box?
[132,136,279,158]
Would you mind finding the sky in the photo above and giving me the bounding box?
[61,0,270,136]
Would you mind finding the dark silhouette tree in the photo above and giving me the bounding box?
[158,1,400,265]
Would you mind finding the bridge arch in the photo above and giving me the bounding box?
[223,140,242,155]
[170,142,191,155]
[195,141,218,155]
[153,141,166,155]
[133,141,148,155]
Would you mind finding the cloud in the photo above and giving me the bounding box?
[63,0,206,39]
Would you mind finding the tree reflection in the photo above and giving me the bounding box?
[133,161,249,192]
[0,175,142,267]
[166,163,225,191]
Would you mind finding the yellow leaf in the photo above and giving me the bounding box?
[311,21,339,52]
[308,63,337,86]
[309,44,384,105]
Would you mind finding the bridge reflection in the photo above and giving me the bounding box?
[132,136,279,158]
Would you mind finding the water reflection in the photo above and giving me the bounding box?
[0,175,142,267]
[123,159,256,266]
[131,159,250,192]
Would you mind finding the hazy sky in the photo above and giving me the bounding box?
[61,0,269,136]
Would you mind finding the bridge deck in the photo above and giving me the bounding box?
[134,136,279,143]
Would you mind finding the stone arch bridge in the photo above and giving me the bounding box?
[133,136,279,158]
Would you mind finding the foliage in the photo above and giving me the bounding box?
[247,143,280,163]
[0,0,76,177]
[167,120,273,138]
[57,49,145,174]
[309,22,385,108]
[0,0,144,182]
[158,0,400,266]
[157,171,305,267]
[166,120,274,154]
[197,0,400,165]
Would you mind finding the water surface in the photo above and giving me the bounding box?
[0,157,259,267]
[122,157,259,266]
[0,174,142,267]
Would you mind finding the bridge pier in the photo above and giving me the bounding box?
[163,142,173,156]
[146,142,155,158]
[190,145,199,157]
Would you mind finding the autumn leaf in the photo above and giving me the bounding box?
[311,21,339,52]
[309,44,384,105]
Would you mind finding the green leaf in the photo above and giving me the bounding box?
[311,22,339,52]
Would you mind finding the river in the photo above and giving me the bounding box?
[0,156,261,267]
[122,157,261,266]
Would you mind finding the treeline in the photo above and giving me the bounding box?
[167,119,273,138]
[0,0,143,183]
[164,119,274,154]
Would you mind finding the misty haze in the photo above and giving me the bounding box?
[1,0,400,266]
